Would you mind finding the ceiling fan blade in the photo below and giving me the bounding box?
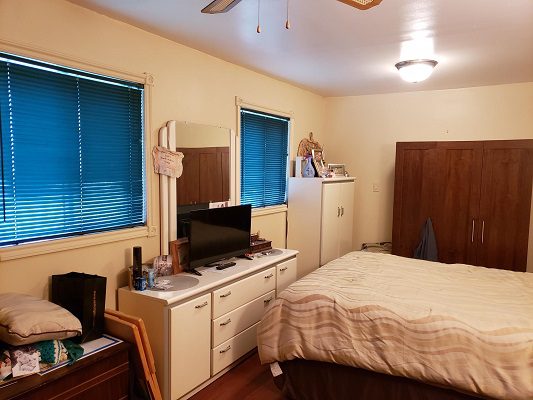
[202,0,243,14]
[337,0,382,10]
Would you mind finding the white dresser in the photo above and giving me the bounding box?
[118,249,298,400]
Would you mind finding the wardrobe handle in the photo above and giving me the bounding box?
[471,219,475,243]
[220,291,232,298]
[220,318,232,326]
[264,273,274,279]
[337,207,340,217]
[481,220,485,244]
[279,266,288,272]
[341,206,344,216]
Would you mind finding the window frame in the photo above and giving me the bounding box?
[236,97,292,214]
[0,42,156,262]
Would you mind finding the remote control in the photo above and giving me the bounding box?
[216,262,236,270]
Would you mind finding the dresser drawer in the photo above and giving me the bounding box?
[212,290,275,348]
[276,257,298,294]
[212,267,275,318]
[211,322,259,375]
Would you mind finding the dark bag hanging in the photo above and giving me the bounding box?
[51,272,107,343]
[413,218,439,262]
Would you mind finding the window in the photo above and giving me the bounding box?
[0,52,145,247]
[240,108,289,208]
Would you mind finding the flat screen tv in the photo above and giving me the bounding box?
[188,204,251,269]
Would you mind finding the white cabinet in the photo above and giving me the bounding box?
[288,177,355,276]
[118,250,297,400]
[170,294,211,400]
[320,180,355,265]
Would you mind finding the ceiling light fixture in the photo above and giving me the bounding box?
[395,59,438,83]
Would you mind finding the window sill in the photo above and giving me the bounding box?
[252,205,288,217]
[0,225,157,262]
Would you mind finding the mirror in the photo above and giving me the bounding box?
[175,121,232,207]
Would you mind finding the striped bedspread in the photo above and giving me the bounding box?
[257,251,533,400]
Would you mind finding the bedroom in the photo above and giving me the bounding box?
[0,0,532,399]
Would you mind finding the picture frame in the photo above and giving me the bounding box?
[327,163,346,176]
[311,148,325,175]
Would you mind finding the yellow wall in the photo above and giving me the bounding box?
[323,83,533,272]
[0,0,325,307]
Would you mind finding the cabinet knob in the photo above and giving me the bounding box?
[195,301,208,309]
[219,345,232,354]
[220,318,232,326]
[279,266,288,272]
[220,291,232,298]
[264,273,274,279]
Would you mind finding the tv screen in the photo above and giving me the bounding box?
[188,205,251,268]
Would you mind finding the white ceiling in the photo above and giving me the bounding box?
[69,0,533,97]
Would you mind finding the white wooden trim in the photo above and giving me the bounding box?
[0,226,155,262]
[0,38,149,85]
[251,205,288,217]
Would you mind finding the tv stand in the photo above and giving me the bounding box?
[118,249,298,400]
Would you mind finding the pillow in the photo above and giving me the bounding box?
[0,293,82,346]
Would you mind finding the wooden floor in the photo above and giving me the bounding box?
[189,351,284,400]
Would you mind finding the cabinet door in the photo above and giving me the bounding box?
[338,181,355,258]
[320,183,341,266]
[392,142,483,264]
[276,257,298,294]
[477,144,533,271]
[170,293,211,400]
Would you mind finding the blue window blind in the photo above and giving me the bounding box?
[240,109,289,208]
[0,52,145,247]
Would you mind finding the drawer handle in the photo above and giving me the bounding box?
[264,273,274,279]
[264,297,273,304]
[195,301,208,309]
[219,345,232,354]
[279,266,288,272]
[220,291,232,298]
[220,318,232,326]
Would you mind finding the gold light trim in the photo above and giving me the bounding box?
[337,0,382,10]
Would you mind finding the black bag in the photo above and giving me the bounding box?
[51,272,107,343]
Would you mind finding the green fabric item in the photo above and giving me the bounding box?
[34,340,63,364]
[62,340,84,365]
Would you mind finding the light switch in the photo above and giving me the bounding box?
[372,183,380,192]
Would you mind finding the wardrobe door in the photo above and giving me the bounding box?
[392,143,439,258]
[477,142,533,271]
[432,142,483,265]
[392,142,483,264]
[320,182,341,266]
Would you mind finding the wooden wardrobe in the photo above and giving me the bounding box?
[392,140,533,272]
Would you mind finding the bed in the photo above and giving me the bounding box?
[257,251,533,400]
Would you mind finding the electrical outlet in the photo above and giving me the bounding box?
[372,183,380,192]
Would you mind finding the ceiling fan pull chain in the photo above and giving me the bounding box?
[257,0,261,33]
[285,0,291,29]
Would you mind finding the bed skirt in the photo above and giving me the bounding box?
[273,358,488,400]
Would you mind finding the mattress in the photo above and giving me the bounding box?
[257,252,533,400]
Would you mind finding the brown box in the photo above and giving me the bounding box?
[250,239,272,254]
[170,238,189,273]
